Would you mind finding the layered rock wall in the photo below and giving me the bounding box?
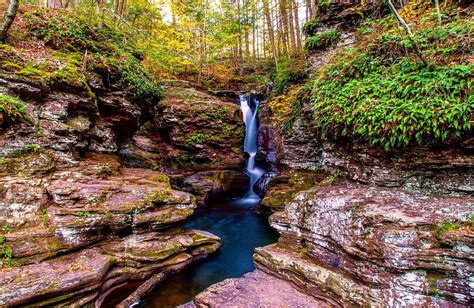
[0,75,241,305]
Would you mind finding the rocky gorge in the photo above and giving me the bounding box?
[0,68,243,305]
[1,1,473,307]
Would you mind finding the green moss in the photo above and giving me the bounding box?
[41,208,48,224]
[75,211,91,217]
[46,237,63,256]
[1,224,10,233]
[19,9,162,99]
[26,144,42,153]
[306,9,473,150]
[433,221,459,239]
[154,211,172,223]
[105,212,114,221]
[0,235,13,268]
[320,169,341,186]
[96,165,113,179]
[145,173,171,187]
[187,133,207,146]
[426,271,447,298]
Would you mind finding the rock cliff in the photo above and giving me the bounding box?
[0,70,241,304]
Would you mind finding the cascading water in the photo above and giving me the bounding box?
[239,94,264,200]
[138,93,278,307]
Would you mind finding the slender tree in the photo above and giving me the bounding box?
[292,0,301,51]
[434,0,442,25]
[0,0,19,43]
[263,0,278,66]
[386,0,427,65]
[279,0,290,54]
[287,0,297,53]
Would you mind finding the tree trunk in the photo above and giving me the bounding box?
[386,0,428,66]
[263,0,278,67]
[279,0,290,55]
[311,0,318,19]
[287,0,297,53]
[305,0,311,22]
[434,0,441,25]
[0,0,19,43]
[293,0,301,51]
[197,0,208,86]
[48,0,62,8]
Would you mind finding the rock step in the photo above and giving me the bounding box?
[182,269,336,308]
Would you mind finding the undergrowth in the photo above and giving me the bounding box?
[304,30,341,52]
[274,2,473,150]
[270,57,308,95]
[302,18,321,36]
[1,8,161,99]
[0,95,30,125]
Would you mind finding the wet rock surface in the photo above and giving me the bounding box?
[173,170,249,205]
[160,81,244,169]
[257,183,474,306]
[184,269,336,308]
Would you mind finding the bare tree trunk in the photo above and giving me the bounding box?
[287,0,297,53]
[279,0,290,55]
[311,0,318,19]
[252,3,256,61]
[293,0,301,51]
[262,18,267,59]
[434,0,441,25]
[119,0,126,15]
[305,0,311,22]
[386,0,428,66]
[263,0,278,67]
[197,0,208,86]
[48,0,62,8]
[0,0,19,43]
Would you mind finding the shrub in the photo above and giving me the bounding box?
[309,8,473,150]
[0,95,29,125]
[304,30,342,52]
[22,10,162,99]
[271,57,308,95]
[302,18,320,36]
[312,59,473,150]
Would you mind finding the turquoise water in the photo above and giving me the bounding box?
[139,197,279,307]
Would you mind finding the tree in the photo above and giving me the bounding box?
[386,0,427,66]
[263,0,278,66]
[434,0,442,25]
[0,0,19,42]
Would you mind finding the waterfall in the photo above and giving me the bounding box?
[239,94,264,199]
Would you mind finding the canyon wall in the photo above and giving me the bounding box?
[0,73,242,305]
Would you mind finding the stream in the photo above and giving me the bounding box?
[139,94,278,307]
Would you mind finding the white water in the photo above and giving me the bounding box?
[239,95,264,200]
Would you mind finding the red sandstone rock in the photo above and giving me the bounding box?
[185,269,336,308]
[258,183,474,306]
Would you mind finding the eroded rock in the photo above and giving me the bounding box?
[0,230,220,307]
[185,269,336,308]
[258,183,474,306]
